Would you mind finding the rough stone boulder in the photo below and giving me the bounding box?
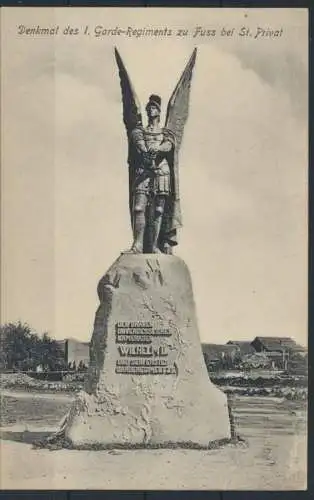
[63,253,231,448]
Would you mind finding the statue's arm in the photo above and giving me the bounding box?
[130,127,147,154]
[147,130,174,154]
[158,139,173,153]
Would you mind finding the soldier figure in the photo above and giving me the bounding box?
[115,47,197,255]
[129,94,175,254]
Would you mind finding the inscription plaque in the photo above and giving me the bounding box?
[115,321,176,375]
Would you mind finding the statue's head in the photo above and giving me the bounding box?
[146,94,161,119]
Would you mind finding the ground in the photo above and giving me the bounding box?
[0,389,307,490]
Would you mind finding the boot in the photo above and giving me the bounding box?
[151,214,163,254]
[129,211,145,253]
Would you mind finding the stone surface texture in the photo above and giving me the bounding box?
[64,253,231,447]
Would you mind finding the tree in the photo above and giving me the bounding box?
[37,332,66,371]
[0,321,38,370]
[0,321,66,371]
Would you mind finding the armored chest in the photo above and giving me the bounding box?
[144,130,164,148]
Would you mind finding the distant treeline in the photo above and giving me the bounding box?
[0,321,66,372]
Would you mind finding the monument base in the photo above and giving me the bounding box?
[63,253,231,448]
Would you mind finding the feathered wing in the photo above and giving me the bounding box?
[165,48,197,149]
[160,49,197,251]
[114,47,142,138]
[114,48,142,228]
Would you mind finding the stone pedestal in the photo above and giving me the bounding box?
[63,253,231,448]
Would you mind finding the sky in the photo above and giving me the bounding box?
[1,8,308,345]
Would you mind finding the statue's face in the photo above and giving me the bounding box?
[146,104,160,119]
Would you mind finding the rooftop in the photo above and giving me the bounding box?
[202,343,239,361]
[252,336,306,353]
[227,340,256,355]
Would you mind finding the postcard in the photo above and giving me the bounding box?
[0,7,308,490]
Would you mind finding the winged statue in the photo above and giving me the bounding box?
[115,47,197,255]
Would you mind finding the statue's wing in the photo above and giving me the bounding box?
[114,47,142,137]
[165,48,197,149]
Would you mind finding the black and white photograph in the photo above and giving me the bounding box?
[0,7,308,490]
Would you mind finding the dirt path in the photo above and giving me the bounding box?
[0,391,307,490]
[0,434,306,490]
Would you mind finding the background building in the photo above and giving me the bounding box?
[202,343,240,371]
[56,338,90,368]
[226,340,256,356]
[251,336,307,370]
